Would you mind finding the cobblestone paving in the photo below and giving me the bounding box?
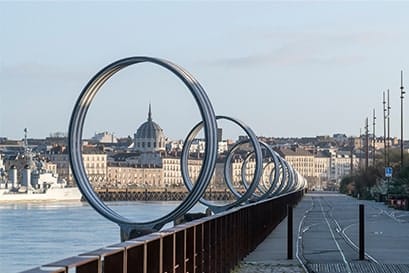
[234,261,305,273]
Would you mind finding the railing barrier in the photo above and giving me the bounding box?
[22,190,304,273]
[19,56,308,273]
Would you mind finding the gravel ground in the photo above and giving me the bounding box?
[233,261,305,273]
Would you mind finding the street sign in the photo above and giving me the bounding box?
[385,167,393,178]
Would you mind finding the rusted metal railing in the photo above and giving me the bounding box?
[21,190,303,273]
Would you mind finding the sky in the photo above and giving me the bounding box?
[1,1,409,141]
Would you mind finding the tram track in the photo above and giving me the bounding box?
[296,196,379,273]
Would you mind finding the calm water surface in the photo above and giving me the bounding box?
[0,200,208,273]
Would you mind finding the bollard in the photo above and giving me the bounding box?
[287,205,293,259]
[359,204,365,260]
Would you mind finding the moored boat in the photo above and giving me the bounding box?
[0,129,82,202]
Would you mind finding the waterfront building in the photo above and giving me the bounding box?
[166,140,184,153]
[91,131,118,144]
[331,151,359,180]
[277,148,315,178]
[107,162,162,189]
[133,104,166,153]
[0,153,4,170]
[314,151,331,189]
[49,146,107,186]
[0,153,5,182]
[276,147,361,189]
[162,155,202,188]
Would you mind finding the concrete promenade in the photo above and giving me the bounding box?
[234,192,308,273]
[235,192,409,273]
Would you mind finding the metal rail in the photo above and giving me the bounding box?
[21,190,304,273]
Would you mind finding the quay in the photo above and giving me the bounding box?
[95,188,237,201]
[19,191,409,273]
[237,191,409,273]
[20,190,304,273]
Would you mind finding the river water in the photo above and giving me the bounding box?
[0,200,209,273]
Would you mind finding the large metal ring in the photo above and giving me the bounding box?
[225,140,280,201]
[181,116,263,213]
[68,56,218,240]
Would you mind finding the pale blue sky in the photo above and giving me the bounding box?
[1,1,409,140]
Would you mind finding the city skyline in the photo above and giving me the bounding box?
[1,2,409,140]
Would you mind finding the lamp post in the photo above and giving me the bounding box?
[350,137,354,176]
[359,128,362,171]
[383,91,387,169]
[387,89,391,199]
[400,70,405,168]
[373,109,376,167]
[365,117,369,171]
[387,89,391,168]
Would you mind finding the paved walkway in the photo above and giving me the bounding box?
[235,191,409,273]
[234,194,308,273]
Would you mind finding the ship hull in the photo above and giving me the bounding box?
[0,187,82,202]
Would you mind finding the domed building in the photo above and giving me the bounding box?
[134,104,166,153]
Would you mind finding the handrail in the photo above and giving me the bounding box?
[21,189,304,273]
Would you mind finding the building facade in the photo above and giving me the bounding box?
[134,104,166,153]
[49,147,107,186]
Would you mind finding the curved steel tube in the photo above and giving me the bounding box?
[68,56,218,240]
[68,56,308,240]
[229,141,281,201]
[181,116,263,213]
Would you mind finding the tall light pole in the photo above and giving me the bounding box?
[383,91,387,169]
[365,117,369,171]
[359,128,362,171]
[373,109,376,167]
[400,70,405,168]
[350,137,354,176]
[387,89,391,167]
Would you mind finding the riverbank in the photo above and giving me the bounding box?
[94,188,237,201]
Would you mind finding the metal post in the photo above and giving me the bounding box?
[387,89,391,167]
[373,109,376,167]
[350,137,354,176]
[359,204,365,260]
[359,128,362,171]
[401,70,405,168]
[287,205,293,259]
[383,91,387,169]
[365,117,369,171]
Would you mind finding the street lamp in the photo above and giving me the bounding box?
[365,117,369,171]
[383,91,387,169]
[373,109,376,167]
[400,70,405,168]
[387,89,391,168]
[359,128,362,171]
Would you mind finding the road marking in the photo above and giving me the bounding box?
[296,196,313,273]
[319,199,352,273]
[341,222,380,264]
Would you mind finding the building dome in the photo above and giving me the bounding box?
[134,104,166,152]
[135,118,162,140]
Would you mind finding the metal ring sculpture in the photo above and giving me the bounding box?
[68,56,307,241]
[68,56,218,241]
[223,140,279,201]
[180,116,263,213]
[235,141,281,201]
